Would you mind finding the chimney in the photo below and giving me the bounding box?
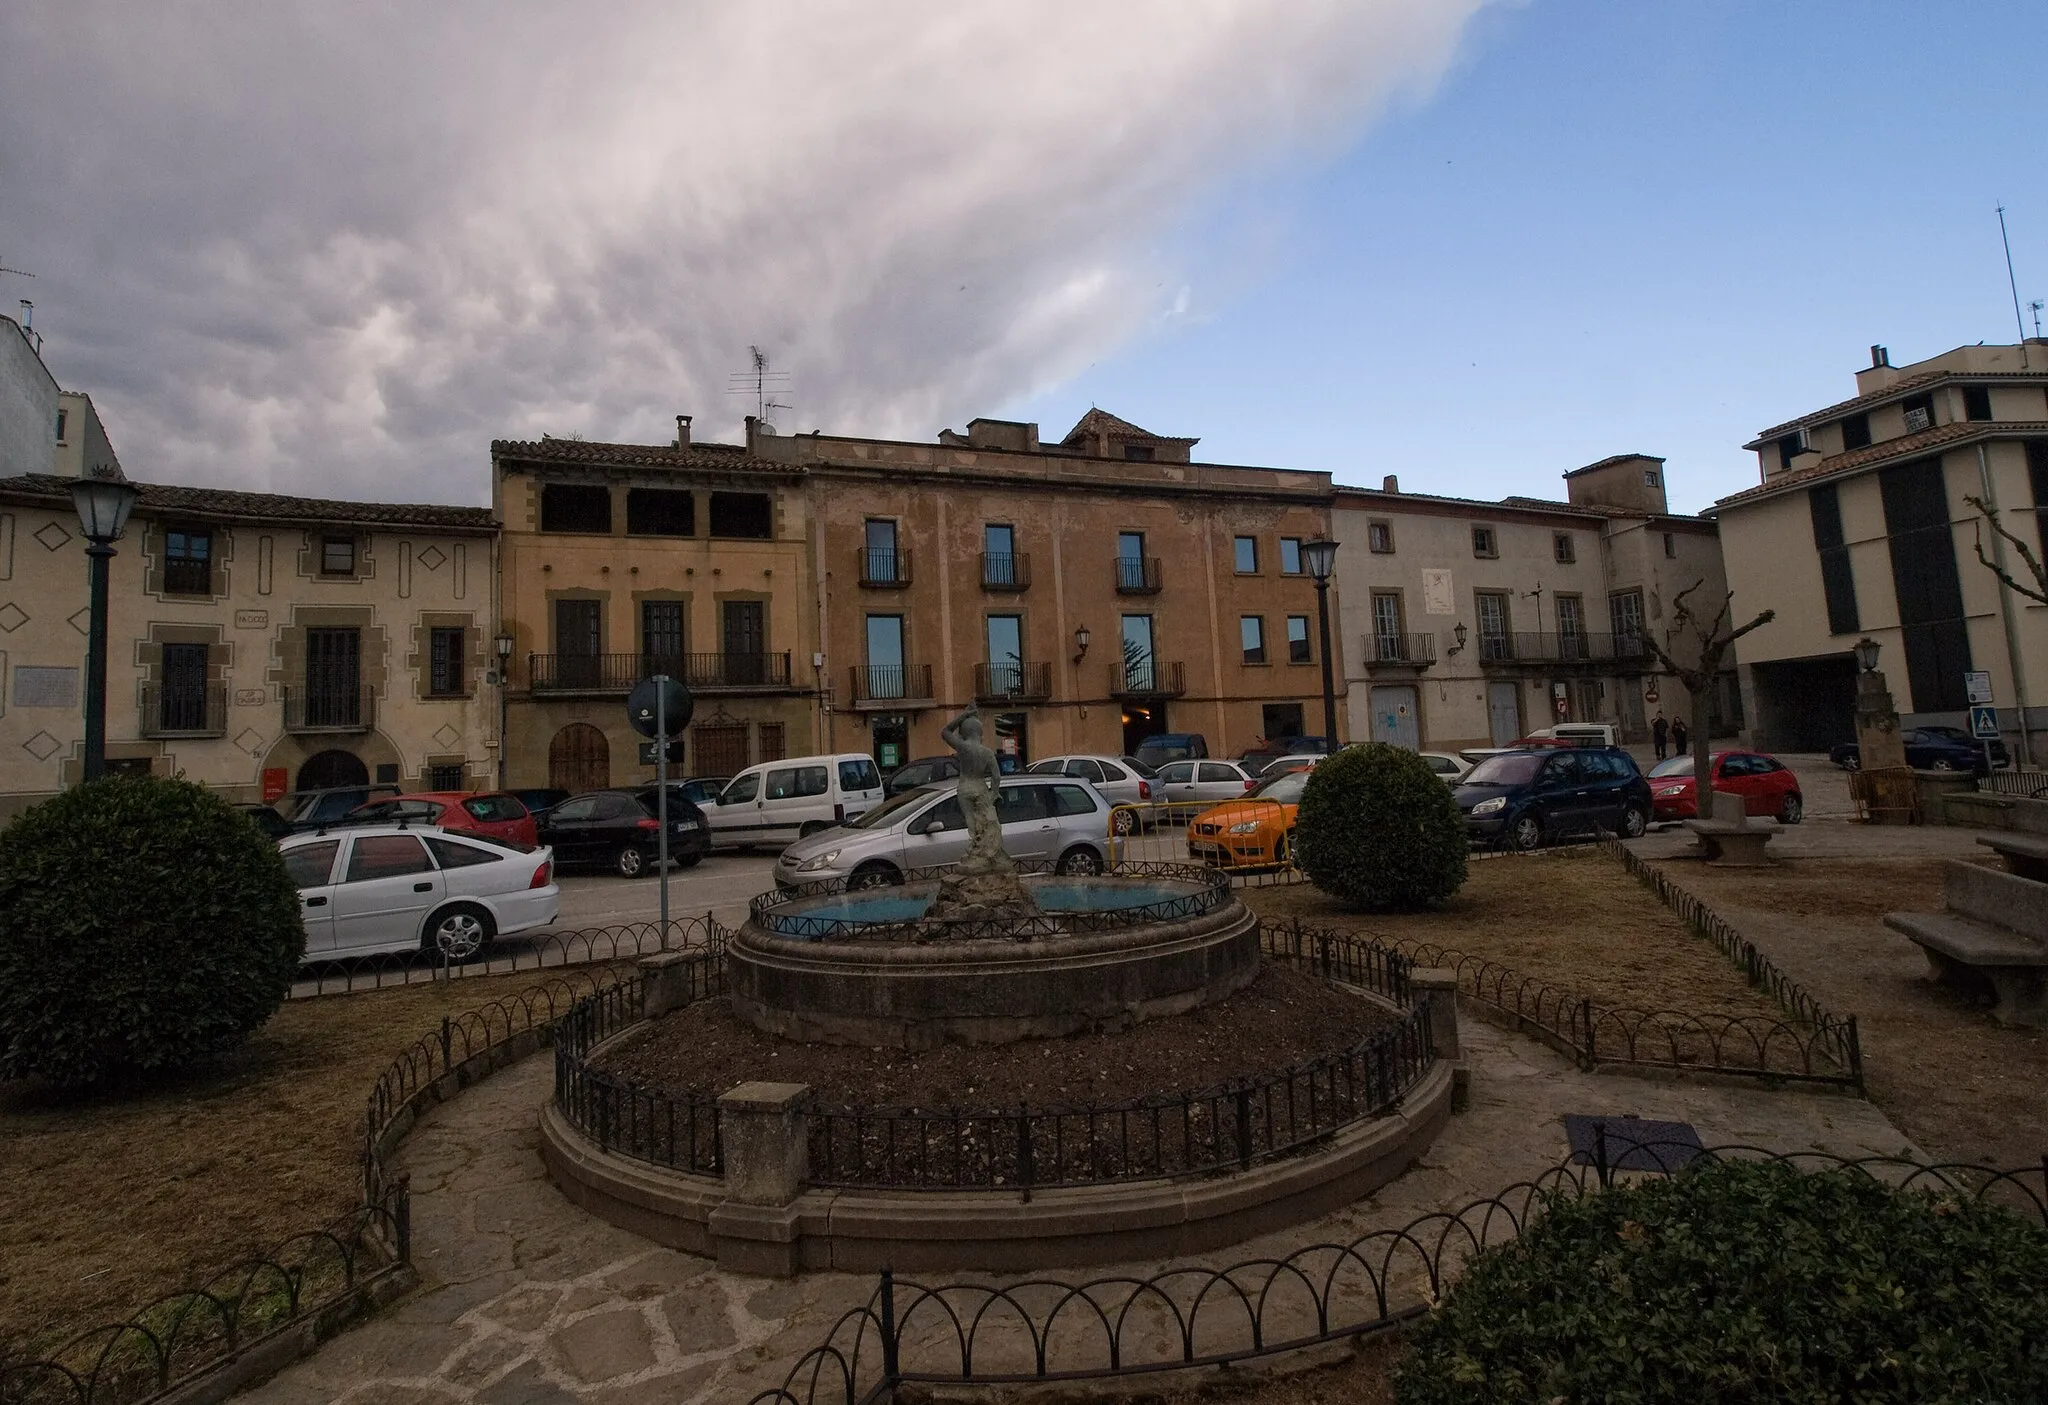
[675,414,692,449]
[1870,345,1890,369]
[1382,474,1400,494]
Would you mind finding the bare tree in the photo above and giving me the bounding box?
[1964,494,2048,607]
[1639,582,1775,813]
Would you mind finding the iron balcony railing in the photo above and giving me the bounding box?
[161,557,213,596]
[1111,659,1186,698]
[282,682,375,733]
[1365,632,1436,667]
[979,552,1030,591]
[1114,556,1163,594]
[859,547,913,588]
[849,663,935,705]
[526,652,794,693]
[973,660,1052,703]
[140,680,228,737]
[1479,631,1649,666]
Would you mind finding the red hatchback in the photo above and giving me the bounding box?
[344,792,540,848]
[1648,752,1803,824]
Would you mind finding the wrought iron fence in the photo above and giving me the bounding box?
[280,682,374,732]
[287,916,723,998]
[1114,557,1162,593]
[138,680,227,737]
[1364,631,1436,666]
[848,664,934,704]
[979,551,1029,590]
[859,548,912,588]
[1110,660,1185,696]
[972,661,1051,702]
[551,969,727,1175]
[1978,767,2048,799]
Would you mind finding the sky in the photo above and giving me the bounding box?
[3,1,2044,515]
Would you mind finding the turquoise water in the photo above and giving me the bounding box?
[770,879,1196,934]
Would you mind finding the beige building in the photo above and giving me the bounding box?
[1334,455,1728,751]
[0,471,500,818]
[1719,341,2048,760]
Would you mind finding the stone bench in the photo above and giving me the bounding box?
[1979,832,2048,884]
[1884,911,2048,1026]
[1683,792,1780,866]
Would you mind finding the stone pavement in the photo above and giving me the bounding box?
[237,1014,1910,1404]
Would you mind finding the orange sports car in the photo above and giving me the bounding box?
[1186,764,1316,867]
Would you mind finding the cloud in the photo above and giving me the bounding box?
[1,1,1488,504]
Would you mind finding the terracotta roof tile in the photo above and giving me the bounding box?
[0,474,495,531]
[1057,409,1199,447]
[490,436,799,475]
[1716,421,2048,508]
[1563,453,1664,478]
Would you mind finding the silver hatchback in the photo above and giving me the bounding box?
[772,776,1113,890]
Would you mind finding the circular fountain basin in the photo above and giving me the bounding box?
[729,872,1260,1047]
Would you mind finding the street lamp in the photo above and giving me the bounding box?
[495,629,516,787]
[1072,624,1091,665]
[70,473,143,782]
[1854,637,1881,673]
[1301,539,1340,744]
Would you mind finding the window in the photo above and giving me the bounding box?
[863,519,902,583]
[1841,413,1872,450]
[2028,441,2048,564]
[1123,445,1155,462]
[1555,595,1585,658]
[1062,759,1107,782]
[1476,591,1511,659]
[1240,615,1266,664]
[839,758,881,792]
[424,763,467,790]
[1608,589,1644,649]
[463,795,526,822]
[1048,783,1098,817]
[428,626,467,697]
[708,491,773,539]
[1367,521,1394,554]
[1553,532,1575,564]
[1662,531,1676,559]
[766,765,829,800]
[1371,593,1403,660]
[718,774,758,805]
[1286,615,1311,664]
[995,785,1049,824]
[1280,537,1303,574]
[642,600,685,667]
[1963,385,1993,422]
[865,614,906,698]
[55,407,68,442]
[1199,763,1238,784]
[159,642,210,731]
[283,841,341,889]
[320,536,356,576]
[1808,483,1859,635]
[983,523,1018,586]
[165,529,212,594]
[1901,393,1935,433]
[539,483,612,533]
[919,797,967,832]
[1471,525,1498,559]
[427,837,503,869]
[1776,433,1809,471]
[1233,536,1258,573]
[1643,467,1661,488]
[549,796,599,822]
[1880,457,1972,712]
[985,614,1023,692]
[1120,614,1154,688]
[344,834,432,882]
[625,487,695,536]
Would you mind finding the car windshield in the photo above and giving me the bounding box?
[1247,769,1311,804]
[1123,757,1159,779]
[846,787,936,830]
[1649,755,1700,778]
[1464,753,1547,786]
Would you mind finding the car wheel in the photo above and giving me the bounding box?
[672,850,705,868]
[423,904,494,961]
[1839,755,1861,772]
[615,844,646,879]
[1618,804,1648,839]
[1779,793,1804,824]
[1929,758,1960,772]
[1110,807,1138,837]
[848,861,901,890]
[1055,845,1104,876]
[1274,829,1297,867]
[1508,813,1544,851]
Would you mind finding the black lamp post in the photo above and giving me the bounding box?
[70,474,143,782]
[1854,636,1881,673]
[1301,538,1340,744]
[495,629,517,787]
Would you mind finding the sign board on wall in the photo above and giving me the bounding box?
[1965,671,1994,705]
[1421,569,1455,616]
[262,767,288,801]
[1970,705,2000,740]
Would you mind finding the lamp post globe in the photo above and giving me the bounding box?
[70,474,142,784]
[1300,539,1341,745]
[1854,636,1881,673]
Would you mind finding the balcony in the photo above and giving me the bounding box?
[140,681,227,738]
[979,552,1030,591]
[527,652,796,694]
[973,661,1052,704]
[1114,557,1163,594]
[1109,660,1186,699]
[283,682,376,733]
[848,664,935,710]
[1478,632,1651,668]
[1362,632,1436,672]
[859,548,913,589]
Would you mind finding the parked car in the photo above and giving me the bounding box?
[1185,763,1317,868]
[1912,725,2009,768]
[1154,759,1256,813]
[1025,754,1159,833]
[1453,746,1652,850]
[1236,736,1334,777]
[279,784,401,832]
[232,802,294,841]
[508,787,571,819]
[1830,729,1996,773]
[345,791,541,848]
[539,788,710,876]
[772,775,1113,890]
[1134,733,1209,767]
[280,824,558,962]
[635,781,728,829]
[705,753,886,850]
[1520,723,1617,747]
[1420,752,1472,784]
[1648,751,1803,824]
[884,755,960,797]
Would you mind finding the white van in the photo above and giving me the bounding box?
[704,753,885,850]
[1525,723,1618,747]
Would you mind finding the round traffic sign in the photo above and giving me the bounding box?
[627,677,694,738]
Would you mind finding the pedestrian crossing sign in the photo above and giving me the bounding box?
[1969,705,2000,740]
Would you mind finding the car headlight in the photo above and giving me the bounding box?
[1226,820,1263,835]
[1470,797,1506,815]
[794,850,842,873]
[1656,786,1684,797]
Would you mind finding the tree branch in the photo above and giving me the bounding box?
[1964,495,2048,607]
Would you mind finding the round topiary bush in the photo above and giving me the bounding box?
[1398,1158,2048,1403]
[0,775,304,1087]
[1293,743,1467,911]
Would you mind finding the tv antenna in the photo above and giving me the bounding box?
[1997,205,2029,362]
[726,345,792,427]
[2031,300,2044,340]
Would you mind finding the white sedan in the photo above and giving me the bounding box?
[280,824,560,962]
[1154,759,1256,812]
[1421,752,1472,783]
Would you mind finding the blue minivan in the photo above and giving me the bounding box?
[1453,746,1652,850]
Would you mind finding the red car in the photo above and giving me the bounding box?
[344,791,540,848]
[1647,752,1803,824]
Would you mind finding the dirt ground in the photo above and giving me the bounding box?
[1241,850,1787,1025]
[0,969,619,1350]
[1643,852,2048,1172]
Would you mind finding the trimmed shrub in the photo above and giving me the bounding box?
[1399,1158,2048,1404]
[1294,743,1466,911]
[0,775,304,1087]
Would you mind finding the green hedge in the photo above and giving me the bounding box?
[1399,1158,2048,1403]
[1294,744,1466,911]
[0,776,304,1088]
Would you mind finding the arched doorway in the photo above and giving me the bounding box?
[549,723,610,792]
[297,748,368,791]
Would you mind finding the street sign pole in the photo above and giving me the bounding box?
[656,677,670,939]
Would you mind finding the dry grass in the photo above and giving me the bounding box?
[1129,1330,1404,1405]
[0,969,606,1351]
[1242,848,1785,1023]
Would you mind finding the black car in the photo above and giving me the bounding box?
[232,802,294,841]
[539,788,711,877]
[278,784,402,832]
[1453,746,1652,850]
[885,755,960,796]
[508,787,572,819]
[1829,729,1998,773]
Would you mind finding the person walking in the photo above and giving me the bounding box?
[1651,712,1669,761]
[1670,717,1689,757]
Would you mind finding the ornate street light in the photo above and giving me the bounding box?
[1072,624,1091,665]
[495,629,517,787]
[1854,636,1881,673]
[1301,539,1340,744]
[70,473,142,782]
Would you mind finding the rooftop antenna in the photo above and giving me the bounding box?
[2032,300,2044,340]
[1997,204,2030,365]
[726,345,791,424]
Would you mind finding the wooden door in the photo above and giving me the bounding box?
[548,723,610,792]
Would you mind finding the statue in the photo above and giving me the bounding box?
[924,704,1040,927]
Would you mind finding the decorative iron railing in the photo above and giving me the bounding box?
[848,664,934,704]
[859,548,913,588]
[1114,557,1162,593]
[280,682,374,732]
[139,681,227,737]
[979,552,1030,590]
[1109,660,1185,697]
[1365,631,1436,667]
[526,651,794,692]
[973,661,1052,702]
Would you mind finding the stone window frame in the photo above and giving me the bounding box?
[1471,525,1499,560]
[269,604,389,701]
[633,589,693,664]
[141,518,234,601]
[546,588,611,657]
[296,530,374,584]
[409,612,484,700]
